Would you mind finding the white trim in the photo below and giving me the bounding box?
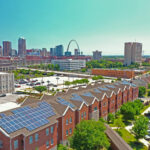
[79,101,88,111]
[91,97,99,105]
[110,91,116,98]
[0,127,10,137]
[62,106,75,116]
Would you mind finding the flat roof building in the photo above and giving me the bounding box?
[52,59,86,70]
[3,41,12,56]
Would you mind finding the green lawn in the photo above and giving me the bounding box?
[116,129,148,150]
[140,104,150,114]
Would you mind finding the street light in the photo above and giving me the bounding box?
[47,80,50,92]
[56,77,59,85]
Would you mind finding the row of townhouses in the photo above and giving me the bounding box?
[0,80,139,150]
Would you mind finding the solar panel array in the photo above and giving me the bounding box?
[0,102,56,134]
[82,92,94,97]
[57,97,75,108]
[71,93,84,102]
[98,87,109,91]
[93,88,101,93]
[105,85,115,88]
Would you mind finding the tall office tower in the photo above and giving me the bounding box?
[18,37,26,57]
[74,49,80,56]
[124,42,142,66]
[55,45,64,56]
[0,46,3,56]
[3,41,12,56]
[93,50,102,60]
[50,48,56,56]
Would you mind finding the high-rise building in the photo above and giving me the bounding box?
[124,42,142,66]
[55,45,64,56]
[50,48,56,56]
[93,50,102,60]
[0,46,3,56]
[18,37,26,57]
[65,51,72,56]
[3,41,12,56]
[74,49,80,56]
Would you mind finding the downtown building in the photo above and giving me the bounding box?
[124,42,142,66]
[3,41,12,56]
[18,37,26,57]
[0,80,140,150]
[93,50,102,60]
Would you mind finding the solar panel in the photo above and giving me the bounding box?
[121,81,131,85]
[93,88,101,93]
[105,85,115,88]
[82,92,94,97]
[114,82,120,86]
[71,94,84,102]
[0,102,56,134]
[57,97,75,108]
[98,87,109,91]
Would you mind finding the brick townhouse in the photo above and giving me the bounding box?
[0,81,139,150]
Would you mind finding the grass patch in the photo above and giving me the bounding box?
[115,129,148,150]
[140,104,150,114]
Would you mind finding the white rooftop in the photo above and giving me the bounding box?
[0,102,20,113]
[0,72,9,75]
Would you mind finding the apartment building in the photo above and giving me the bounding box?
[124,42,142,66]
[0,72,14,94]
[0,81,139,150]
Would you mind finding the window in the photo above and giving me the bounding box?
[46,128,49,136]
[70,117,72,123]
[66,130,68,136]
[46,141,49,148]
[14,140,18,149]
[51,126,54,134]
[103,102,106,106]
[84,112,86,117]
[35,133,39,142]
[0,140,3,148]
[29,136,33,144]
[51,138,54,145]
[69,128,72,134]
[66,119,68,125]
[94,106,97,111]
[81,113,84,119]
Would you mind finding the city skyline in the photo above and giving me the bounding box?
[0,0,150,55]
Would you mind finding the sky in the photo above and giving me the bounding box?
[0,0,150,55]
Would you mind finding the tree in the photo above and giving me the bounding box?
[148,84,150,89]
[114,118,125,130]
[120,102,136,120]
[70,120,110,150]
[57,144,68,150]
[148,91,150,97]
[34,86,47,93]
[107,113,115,123]
[138,86,146,97]
[132,116,149,141]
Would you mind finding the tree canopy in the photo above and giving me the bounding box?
[138,86,146,97]
[132,116,149,140]
[120,100,144,120]
[70,120,110,150]
[34,86,47,93]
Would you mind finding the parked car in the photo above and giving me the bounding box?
[0,94,6,97]
[35,82,41,85]
[15,84,21,88]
